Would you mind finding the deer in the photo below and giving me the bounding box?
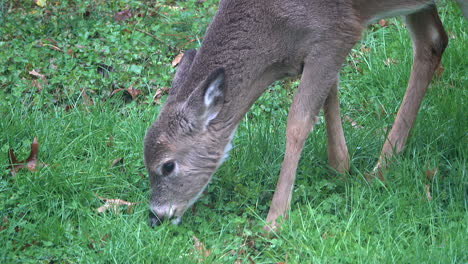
[144,0,467,229]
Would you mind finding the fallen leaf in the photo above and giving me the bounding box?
[114,9,133,22]
[344,115,363,129]
[435,63,444,78]
[110,88,124,97]
[19,240,39,251]
[8,137,43,176]
[96,195,137,214]
[424,164,438,183]
[37,40,63,52]
[31,80,42,91]
[192,235,211,262]
[97,64,114,78]
[126,86,141,99]
[64,105,74,111]
[378,19,387,27]
[29,69,47,91]
[33,0,46,7]
[80,89,94,106]
[172,52,184,67]
[384,58,397,66]
[29,69,46,82]
[110,86,141,101]
[153,87,170,104]
[48,45,62,52]
[107,135,114,147]
[48,58,57,70]
[360,45,371,53]
[0,216,8,232]
[111,157,124,170]
[88,233,110,250]
[448,31,456,39]
[425,184,432,201]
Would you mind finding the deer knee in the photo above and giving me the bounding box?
[286,116,316,149]
[429,27,448,58]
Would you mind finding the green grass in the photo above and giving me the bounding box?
[0,0,466,263]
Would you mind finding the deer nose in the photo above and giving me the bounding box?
[149,205,181,227]
[148,210,162,227]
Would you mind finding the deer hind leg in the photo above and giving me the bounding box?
[265,42,356,230]
[324,81,349,173]
[374,6,448,172]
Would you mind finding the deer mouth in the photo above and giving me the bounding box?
[149,204,185,227]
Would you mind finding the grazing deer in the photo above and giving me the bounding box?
[144,0,466,228]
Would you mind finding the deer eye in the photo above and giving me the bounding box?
[161,161,175,176]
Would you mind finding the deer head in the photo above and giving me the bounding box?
[144,49,231,226]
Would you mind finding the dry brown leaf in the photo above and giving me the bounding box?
[88,234,110,250]
[378,19,387,27]
[192,235,211,261]
[80,89,94,106]
[29,69,47,91]
[126,86,141,99]
[31,80,43,91]
[106,135,114,147]
[8,137,43,176]
[0,216,8,232]
[110,86,141,101]
[96,195,137,214]
[48,45,63,52]
[172,52,184,67]
[448,31,456,39]
[29,69,46,81]
[114,9,133,21]
[110,88,124,97]
[425,184,432,201]
[36,39,63,52]
[111,157,124,168]
[424,165,438,182]
[97,64,114,78]
[153,87,170,104]
[64,105,74,111]
[344,115,363,129]
[360,45,371,53]
[384,58,397,66]
[435,63,444,78]
[49,58,58,70]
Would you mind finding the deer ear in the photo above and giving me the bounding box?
[170,49,197,94]
[185,68,226,127]
[202,68,226,126]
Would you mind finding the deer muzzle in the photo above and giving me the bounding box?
[149,204,183,227]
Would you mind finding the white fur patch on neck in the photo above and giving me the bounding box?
[219,127,237,165]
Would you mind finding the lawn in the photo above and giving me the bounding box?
[0,0,466,263]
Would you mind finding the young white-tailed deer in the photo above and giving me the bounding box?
[144,0,466,228]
